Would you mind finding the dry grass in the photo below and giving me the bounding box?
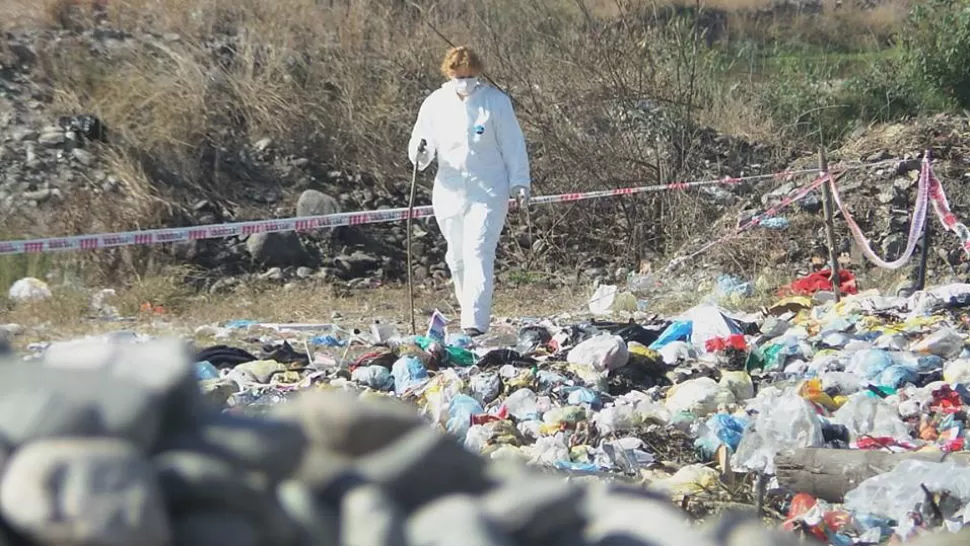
[0,0,920,322]
[1,277,592,349]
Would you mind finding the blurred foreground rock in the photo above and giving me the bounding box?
[0,335,967,546]
[0,336,836,546]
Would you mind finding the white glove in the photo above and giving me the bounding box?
[512,185,530,208]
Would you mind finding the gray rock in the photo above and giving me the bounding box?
[154,451,297,544]
[877,187,897,204]
[339,485,407,546]
[71,147,94,166]
[247,231,310,268]
[278,480,339,546]
[171,512,258,546]
[0,438,170,546]
[335,251,382,277]
[406,495,513,546]
[297,189,341,218]
[702,510,804,546]
[154,450,266,512]
[881,233,907,259]
[259,266,285,281]
[0,365,162,450]
[37,130,65,147]
[480,475,585,542]
[272,390,424,457]
[254,138,273,152]
[354,427,490,509]
[42,337,205,441]
[297,266,315,279]
[159,412,307,482]
[581,487,716,546]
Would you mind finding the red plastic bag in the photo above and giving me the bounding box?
[778,269,858,297]
[704,334,747,353]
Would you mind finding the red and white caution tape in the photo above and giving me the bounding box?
[831,151,970,269]
[665,172,835,271]
[0,161,894,256]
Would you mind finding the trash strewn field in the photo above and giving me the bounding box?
[5,272,970,545]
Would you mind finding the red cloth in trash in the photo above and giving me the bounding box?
[779,269,858,297]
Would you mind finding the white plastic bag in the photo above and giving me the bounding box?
[567,333,630,372]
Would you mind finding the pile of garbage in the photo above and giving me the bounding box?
[0,334,830,546]
[170,281,970,545]
[11,280,970,545]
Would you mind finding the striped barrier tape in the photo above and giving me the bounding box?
[665,171,836,271]
[0,160,895,256]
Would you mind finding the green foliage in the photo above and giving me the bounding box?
[899,0,970,110]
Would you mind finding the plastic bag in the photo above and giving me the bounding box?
[911,328,965,358]
[526,434,571,466]
[876,365,918,389]
[566,387,601,408]
[694,413,748,458]
[733,393,824,474]
[566,333,630,372]
[468,371,502,405]
[592,404,639,435]
[350,365,394,391]
[445,394,485,442]
[719,370,754,401]
[658,341,695,365]
[194,360,220,381]
[831,395,911,441]
[392,355,428,395]
[650,464,721,499]
[844,460,970,524]
[944,358,970,384]
[7,277,52,302]
[665,377,735,416]
[847,349,894,380]
[648,321,692,350]
[503,388,540,421]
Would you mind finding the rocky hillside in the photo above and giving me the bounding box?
[2,1,969,295]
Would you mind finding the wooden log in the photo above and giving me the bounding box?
[775,448,970,503]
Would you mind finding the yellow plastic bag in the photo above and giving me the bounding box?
[798,378,841,411]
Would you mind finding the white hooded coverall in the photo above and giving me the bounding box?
[408,79,531,333]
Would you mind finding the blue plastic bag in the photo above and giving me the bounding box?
[877,365,919,389]
[850,349,894,380]
[566,387,602,409]
[648,320,692,350]
[392,355,429,394]
[310,335,346,347]
[694,413,748,459]
[445,395,485,442]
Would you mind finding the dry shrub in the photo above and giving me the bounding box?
[0,0,913,284]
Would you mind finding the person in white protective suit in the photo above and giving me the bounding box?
[408,45,531,337]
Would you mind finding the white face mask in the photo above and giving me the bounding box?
[453,77,479,95]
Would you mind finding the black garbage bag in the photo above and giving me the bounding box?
[477,348,537,368]
[195,344,258,369]
[516,325,552,355]
[261,340,309,367]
